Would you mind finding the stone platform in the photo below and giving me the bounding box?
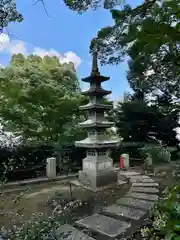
[57,171,160,239]
[78,169,118,191]
[71,168,126,192]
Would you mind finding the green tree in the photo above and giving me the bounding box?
[114,90,180,151]
[0,54,84,149]
[90,0,180,96]
[0,0,23,33]
[114,90,157,144]
[63,0,123,13]
[0,0,125,32]
[153,91,180,148]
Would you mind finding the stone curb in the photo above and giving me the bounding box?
[3,173,77,189]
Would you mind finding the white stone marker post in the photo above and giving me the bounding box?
[121,153,130,169]
[46,157,56,178]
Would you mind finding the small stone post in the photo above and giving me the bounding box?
[46,157,56,178]
[144,153,153,173]
[146,153,153,166]
[121,153,130,169]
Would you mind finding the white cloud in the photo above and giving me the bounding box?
[0,33,27,55]
[0,33,81,68]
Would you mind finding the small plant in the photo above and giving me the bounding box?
[0,212,72,240]
[140,184,180,240]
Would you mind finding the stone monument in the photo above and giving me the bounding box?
[75,53,119,191]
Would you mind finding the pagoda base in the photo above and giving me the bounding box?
[77,169,118,191]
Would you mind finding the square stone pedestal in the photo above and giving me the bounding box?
[72,169,118,191]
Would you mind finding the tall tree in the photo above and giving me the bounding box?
[0,54,84,148]
[114,90,180,149]
[0,0,23,33]
[114,90,156,143]
[153,91,180,147]
[0,0,124,32]
[90,0,180,97]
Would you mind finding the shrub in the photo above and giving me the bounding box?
[0,144,53,181]
[0,212,71,240]
[141,184,180,240]
[139,144,171,164]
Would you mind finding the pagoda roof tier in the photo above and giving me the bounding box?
[79,119,114,128]
[75,138,119,148]
[82,87,112,96]
[79,103,112,111]
[81,75,110,83]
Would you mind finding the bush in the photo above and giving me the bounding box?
[0,144,53,181]
[0,144,86,182]
[139,144,171,164]
[0,212,70,240]
[141,184,180,240]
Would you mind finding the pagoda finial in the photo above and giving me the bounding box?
[91,52,100,76]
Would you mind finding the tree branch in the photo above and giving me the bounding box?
[33,0,52,18]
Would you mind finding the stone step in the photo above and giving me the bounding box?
[130,176,155,183]
[56,224,95,239]
[132,182,159,187]
[131,187,159,194]
[116,197,155,210]
[103,204,146,220]
[119,171,141,177]
[125,192,159,201]
[76,213,130,238]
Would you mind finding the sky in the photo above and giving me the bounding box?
[0,0,143,102]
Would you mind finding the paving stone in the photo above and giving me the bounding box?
[130,176,155,183]
[116,197,155,210]
[56,224,95,240]
[131,175,149,179]
[104,204,146,220]
[131,187,159,193]
[120,171,141,177]
[76,214,130,238]
[125,192,158,201]
[132,182,159,187]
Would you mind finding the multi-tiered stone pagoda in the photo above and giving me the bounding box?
[75,53,119,191]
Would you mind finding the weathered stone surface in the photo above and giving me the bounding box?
[118,180,127,186]
[76,214,130,238]
[132,187,159,193]
[116,197,155,210]
[104,204,146,220]
[56,224,95,240]
[131,175,149,179]
[130,176,155,183]
[78,170,118,191]
[126,192,158,201]
[71,179,117,192]
[132,182,159,187]
[120,171,141,177]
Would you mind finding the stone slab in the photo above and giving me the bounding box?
[116,197,155,210]
[120,171,141,177]
[56,224,94,240]
[125,192,158,201]
[104,204,146,220]
[76,214,130,238]
[130,176,155,183]
[131,187,159,193]
[132,182,159,187]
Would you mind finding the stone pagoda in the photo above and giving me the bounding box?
[75,53,119,191]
